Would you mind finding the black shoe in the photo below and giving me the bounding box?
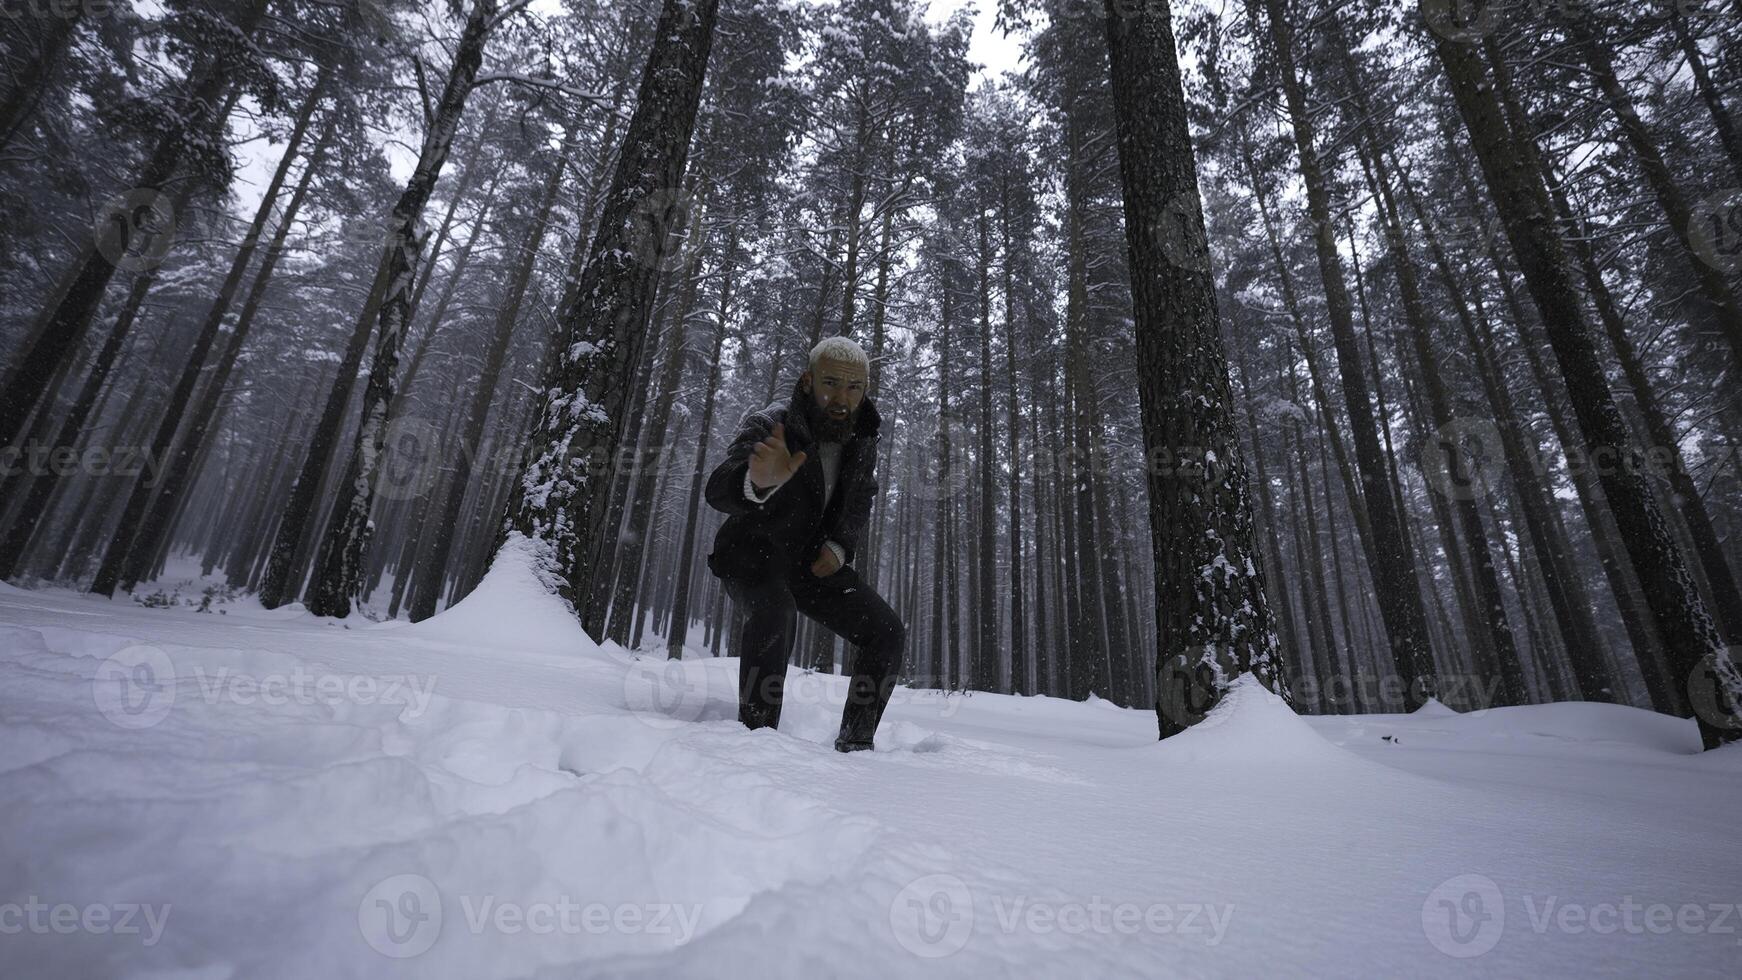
[837,673,890,750]
[740,703,780,731]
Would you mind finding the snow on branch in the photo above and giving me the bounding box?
[471,74,627,120]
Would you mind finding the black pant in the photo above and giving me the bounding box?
[722,564,905,745]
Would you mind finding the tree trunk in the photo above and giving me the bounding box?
[1539,163,1742,645]
[1028,342,1052,696]
[1353,135,1531,704]
[502,0,723,635]
[0,247,169,580]
[1434,33,1741,748]
[1565,19,1742,386]
[1395,151,1617,700]
[87,77,326,597]
[667,228,739,658]
[0,0,266,450]
[1104,0,1286,734]
[1442,119,1681,712]
[409,138,570,621]
[975,210,1000,692]
[1236,133,1378,579]
[123,112,337,592]
[999,180,1028,694]
[1260,0,1434,706]
[605,181,710,643]
[1061,91,1107,702]
[305,0,499,618]
[1230,318,1304,707]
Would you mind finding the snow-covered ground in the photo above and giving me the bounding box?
[3,552,1739,978]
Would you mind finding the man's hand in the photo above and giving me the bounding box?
[810,544,842,577]
[748,421,806,492]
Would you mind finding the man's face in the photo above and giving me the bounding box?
[804,356,867,438]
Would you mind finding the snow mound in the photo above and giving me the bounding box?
[1157,672,1349,765]
[1082,691,1124,710]
[879,719,951,752]
[1693,739,1742,771]
[1448,699,1700,754]
[1411,697,1459,718]
[1318,697,1706,756]
[7,585,1742,977]
[0,579,25,595]
[407,534,600,657]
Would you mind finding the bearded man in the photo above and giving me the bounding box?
[704,337,904,752]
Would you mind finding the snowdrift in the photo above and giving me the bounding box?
[1153,672,1353,765]
[405,533,601,657]
[2,581,1739,978]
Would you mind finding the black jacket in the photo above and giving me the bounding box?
[705,377,882,582]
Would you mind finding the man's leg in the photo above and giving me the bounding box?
[722,575,797,730]
[790,566,906,750]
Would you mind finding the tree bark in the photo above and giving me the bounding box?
[1105,0,1287,734]
[1260,0,1436,705]
[409,136,570,621]
[87,75,326,596]
[1434,32,1741,748]
[502,0,723,635]
[306,0,499,618]
[121,106,337,592]
[0,0,266,451]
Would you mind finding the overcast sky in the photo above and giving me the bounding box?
[931,0,1028,82]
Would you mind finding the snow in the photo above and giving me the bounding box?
[2,578,1740,978]
[404,533,598,657]
[1152,672,1352,766]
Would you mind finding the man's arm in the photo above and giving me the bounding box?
[704,408,784,516]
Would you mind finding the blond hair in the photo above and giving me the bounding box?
[808,336,869,374]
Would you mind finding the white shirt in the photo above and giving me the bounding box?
[817,442,843,508]
[744,439,849,566]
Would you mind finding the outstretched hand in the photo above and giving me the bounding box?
[748,421,806,491]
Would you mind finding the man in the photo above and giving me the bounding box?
[705,337,905,752]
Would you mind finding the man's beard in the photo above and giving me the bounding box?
[807,397,857,442]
